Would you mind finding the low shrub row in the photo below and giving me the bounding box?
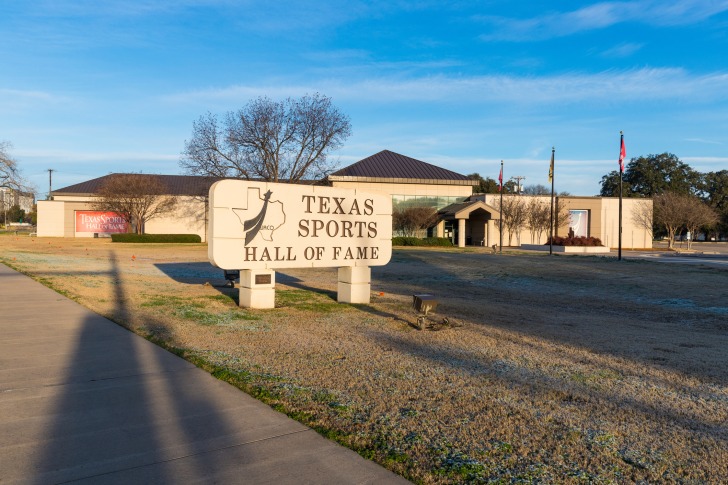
[546,235,603,246]
[111,233,202,243]
[392,236,454,247]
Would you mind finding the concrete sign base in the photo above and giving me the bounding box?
[237,267,373,308]
[337,266,371,304]
[239,269,276,309]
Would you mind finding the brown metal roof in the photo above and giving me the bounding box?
[328,150,476,185]
[53,174,225,197]
[437,200,501,219]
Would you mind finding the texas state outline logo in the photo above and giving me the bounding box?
[232,188,286,245]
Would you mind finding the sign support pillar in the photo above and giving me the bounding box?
[239,269,276,309]
[337,266,371,304]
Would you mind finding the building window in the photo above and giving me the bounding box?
[569,210,589,237]
[392,194,466,210]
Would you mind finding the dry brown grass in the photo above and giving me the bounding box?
[1,235,727,483]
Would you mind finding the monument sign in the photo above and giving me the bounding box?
[209,180,392,308]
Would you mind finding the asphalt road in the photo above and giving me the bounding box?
[621,241,728,268]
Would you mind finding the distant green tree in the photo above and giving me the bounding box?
[5,204,24,224]
[25,204,37,225]
[467,173,500,193]
[600,153,700,197]
[700,170,728,238]
[599,171,631,197]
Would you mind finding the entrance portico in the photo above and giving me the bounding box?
[436,200,501,247]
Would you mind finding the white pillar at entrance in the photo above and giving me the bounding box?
[338,266,371,304]
[239,269,276,309]
[436,221,445,238]
[487,219,494,247]
[458,218,466,247]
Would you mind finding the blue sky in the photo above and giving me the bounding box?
[2,0,727,198]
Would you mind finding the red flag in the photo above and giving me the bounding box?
[498,165,503,191]
[619,133,626,173]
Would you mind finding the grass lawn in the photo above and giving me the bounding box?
[1,236,726,483]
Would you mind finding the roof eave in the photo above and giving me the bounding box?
[328,175,477,186]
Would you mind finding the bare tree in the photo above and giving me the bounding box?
[684,198,718,249]
[1,141,30,191]
[653,192,689,249]
[525,198,551,243]
[522,184,550,195]
[631,199,654,239]
[92,174,178,234]
[497,196,528,245]
[393,206,438,237]
[181,93,351,183]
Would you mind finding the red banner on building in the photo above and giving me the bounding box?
[75,211,129,233]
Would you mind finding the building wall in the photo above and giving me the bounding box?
[475,194,653,248]
[40,181,652,249]
[479,194,553,246]
[559,197,652,249]
[144,197,207,240]
[37,200,67,237]
[37,196,208,241]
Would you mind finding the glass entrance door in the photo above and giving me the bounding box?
[444,220,458,245]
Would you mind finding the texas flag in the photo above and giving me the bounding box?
[498,164,503,191]
[619,133,626,173]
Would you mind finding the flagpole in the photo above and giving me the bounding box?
[549,147,555,256]
[499,160,503,254]
[618,131,624,261]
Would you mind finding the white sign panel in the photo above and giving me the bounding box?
[209,180,392,270]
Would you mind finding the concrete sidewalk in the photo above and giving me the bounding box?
[0,264,408,484]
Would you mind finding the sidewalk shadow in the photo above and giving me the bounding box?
[31,253,244,482]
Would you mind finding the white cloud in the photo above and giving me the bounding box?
[18,149,178,162]
[600,42,644,58]
[0,88,64,102]
[682,156,728,172]
[0,89,71,115]
[477,0,728,41]
[685,138,723,145]
[163,68,728,107]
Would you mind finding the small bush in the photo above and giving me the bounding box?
[111,233,202,243]
[421,237,454,247]
[546,236,603,247]
[392,237,422,246]
[392,237,453,247]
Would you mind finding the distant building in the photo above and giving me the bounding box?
[1,187,35,216]
[36,150,653,249]
[37,174,219,240]
[442,193,653,249]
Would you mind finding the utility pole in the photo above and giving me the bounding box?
[510,175,526,194]
[549,147,555,256]
[499,160,504,254]
[47,169,54,200]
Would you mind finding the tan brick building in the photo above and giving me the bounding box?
[36,150,652,249]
